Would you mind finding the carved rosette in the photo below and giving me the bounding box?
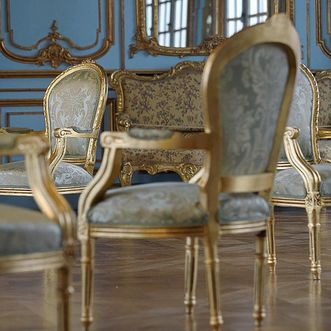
[305,192,322,211]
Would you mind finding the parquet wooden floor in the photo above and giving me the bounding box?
[1,207,331,331]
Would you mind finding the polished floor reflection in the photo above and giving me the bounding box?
[0,207,331,331]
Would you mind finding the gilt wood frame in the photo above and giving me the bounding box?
[110,61,205,185]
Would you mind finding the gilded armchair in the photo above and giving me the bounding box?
[268,64,331,280]
[0,62,108,195]
[315,70,331,160]
[110,61,205,185]
[0,133,75,331]
[78,14,299,330]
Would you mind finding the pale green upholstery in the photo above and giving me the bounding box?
[316,73,331,160]
[0,204,62,256]
[219,193,270,223]
[0,161,92,188]
[219,44,289,176]
[47,69,102,158]
[88,183,270,227]
[279,68,314,161]
[273,164,331,198]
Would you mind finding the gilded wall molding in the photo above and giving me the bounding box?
[0,0,114,67]
[316,0,331,57]
[131,0,294,57]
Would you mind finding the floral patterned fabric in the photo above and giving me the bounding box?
[0,161,92,188]
[219,44,289,175]
[87,182,269,227]
[120,65,205,130]
[273,163,331,198]
[115,63,205,172]
[317,74,331,160]
[47,69,101,157]
[0,203,62,256]
[279,68,314,161]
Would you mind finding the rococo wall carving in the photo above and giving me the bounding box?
[0,0,114,67]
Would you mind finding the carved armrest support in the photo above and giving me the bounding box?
[0,134,76,257]
[283,127,321,195]
[49,127,99,176]
[317,126,331,140]
[116,113,132,130]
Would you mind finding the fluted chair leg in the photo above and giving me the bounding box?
[253,230,266,327]
[184,237,199,314]
[57,265,72,331]
[81,239,95,330]
[204,237,222,330]
[305,197,322,280]
[267,205,276,269]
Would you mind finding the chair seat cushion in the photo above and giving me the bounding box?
[0,204,62,256]
[87,182,270,228]
[0,161,92,188]
[273,163,331,198]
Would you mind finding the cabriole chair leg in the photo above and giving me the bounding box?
[184,237,199,314]
[204,237,222,330]
[253,230,266,327]
[81,239,95,330]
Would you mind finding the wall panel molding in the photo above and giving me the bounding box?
[0,0,114,67]
[316,0,331,57]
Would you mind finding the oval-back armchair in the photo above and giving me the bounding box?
[0,62,108,195]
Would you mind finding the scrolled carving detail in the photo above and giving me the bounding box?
[305,192,322,211]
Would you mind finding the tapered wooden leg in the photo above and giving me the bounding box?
[81,239,95,330]
[184,237,199,314]
[305,196,322,280]
[253,230,266,327]
[204,237,222,330]
[57,265,72,331]
[267,205,276,269]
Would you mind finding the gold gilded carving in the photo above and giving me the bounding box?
[0,0,114,67]
[316,0,331,57]
[131,0,295,57]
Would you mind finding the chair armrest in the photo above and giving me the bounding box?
[0,127,34,134]
[317,126,331,140]
[0,134,76,256]
[78,128,212,233]
[101,128,211,150]
[49,127,99,176]
[283,127,321,195]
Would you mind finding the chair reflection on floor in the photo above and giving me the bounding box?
[0,133,76,331]
[78,14,300,330]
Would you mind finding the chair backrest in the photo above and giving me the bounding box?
[44,62,108,170]
[278,64,320,165]
[315,71,331,160]
[202,14,300,196]
[110,61,205,132]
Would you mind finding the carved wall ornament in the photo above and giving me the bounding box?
[0,0,114,67]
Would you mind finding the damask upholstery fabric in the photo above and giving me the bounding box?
[0,204,62,256]
[0,161,92,188]
[218,44,289,176]
[120,67,205,130]
[279,68,314,161]
[219,193,270,223]
[47,69,101,158]
[317,75,331,160]
[273,163,331,198]
[87,182,270,227]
